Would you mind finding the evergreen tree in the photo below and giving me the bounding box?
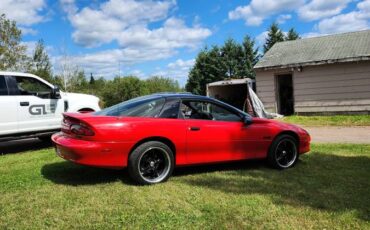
[220,38,245,78]
[285,28,300,41]
[263,22,284,54]
[242,35,259,78]
[186,37,260,95]
[89,73,95,85]
[186,46,225,95]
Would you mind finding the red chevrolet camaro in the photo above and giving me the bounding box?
[52,93,310,184]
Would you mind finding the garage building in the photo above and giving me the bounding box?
[254,29,370,115]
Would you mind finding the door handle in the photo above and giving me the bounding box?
[189,126,200,131]
[20,102,29,106]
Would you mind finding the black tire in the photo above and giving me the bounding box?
[38,135,52,142]
[267,134,299,169]
[128,141,174,185]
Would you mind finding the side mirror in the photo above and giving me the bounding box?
[51,86,61,99]
[243,116,253,125]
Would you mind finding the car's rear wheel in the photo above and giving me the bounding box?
[128,141,174,185]
[267,134,298,169]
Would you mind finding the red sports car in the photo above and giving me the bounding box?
[52,93,310,185]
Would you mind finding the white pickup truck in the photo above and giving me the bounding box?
[0,72,100,141]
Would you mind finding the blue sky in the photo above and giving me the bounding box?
[1,0,369,85]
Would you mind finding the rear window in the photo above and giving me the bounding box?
[95,96,165,117]
[0,76,8,95]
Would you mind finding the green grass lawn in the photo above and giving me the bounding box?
[0,144,369,229]
[278,115,370,126]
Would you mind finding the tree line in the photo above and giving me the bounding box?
[1,13,299,107]
[185,23,299,95]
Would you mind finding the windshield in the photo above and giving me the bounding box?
[94,95,165,117]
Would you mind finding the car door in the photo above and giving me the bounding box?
[10,75,64,133]
[182,99,255,164]
[0,75,18,135]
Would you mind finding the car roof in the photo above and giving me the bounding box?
[151,92,247,116]
[152,92,210,100]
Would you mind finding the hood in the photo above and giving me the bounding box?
[62,92,99,101]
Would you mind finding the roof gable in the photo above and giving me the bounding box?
[254,29,370,70]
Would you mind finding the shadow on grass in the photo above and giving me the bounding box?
[41,162,133,186]
[174,159,266,177]
[42,159,266,187]
[0,138,53,155]
[181,152,370,221]
[41,152,370,221]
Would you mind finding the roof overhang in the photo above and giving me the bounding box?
[254,56,370,71]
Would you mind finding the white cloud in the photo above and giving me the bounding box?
[0,0,46,26]
[53,48,174,78]
[228,0,305,26]
[276,14,292,24]
[22,41,54,57]
[315,0,370,34]
[116,18,211,50]
[19,27,38,36]
[256,31,269,46]
[298,0,352,21]
[57,0,210,79]
[21,41,38,57]
[62,0,178,47]
[154,59,195,86]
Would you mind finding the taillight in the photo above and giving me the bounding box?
[70,124,95,136]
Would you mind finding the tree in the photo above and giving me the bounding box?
[28,39,53,82]
[242,35,259,79]
[220,38,245,78]
[102,76,146,107]
[145,76,180,94]
[263,22,284,54]
[285,28,300,41]
[186,36,260,95]
[0,14,27,71]
[68,70,89,92]
[186,46,225,95]
[89,73,95,85]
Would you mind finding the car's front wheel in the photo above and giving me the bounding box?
[267,134,298,169]
[128,141,174,185]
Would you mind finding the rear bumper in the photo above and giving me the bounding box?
[52,132,133,168]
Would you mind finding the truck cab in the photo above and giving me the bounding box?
[0,72,100,141]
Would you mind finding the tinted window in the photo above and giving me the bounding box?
[95,96,165,117]
[180,100,241,122]
[0,76,8,95]
[159,99,180,119]
[15,76,52,98]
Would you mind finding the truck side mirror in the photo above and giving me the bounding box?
[243,115,253,125]
[52,86,61,99]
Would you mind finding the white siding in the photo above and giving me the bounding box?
[255,61,370,114]
[255,70,276,112]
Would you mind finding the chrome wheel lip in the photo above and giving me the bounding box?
[138,147,171,184]
[274,139,297,168]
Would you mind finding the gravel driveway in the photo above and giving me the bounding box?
[303,126,370,144]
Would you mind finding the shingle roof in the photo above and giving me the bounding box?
[254,29,370,70]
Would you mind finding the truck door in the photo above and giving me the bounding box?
[0,75,18,135]
[10,75,64,133]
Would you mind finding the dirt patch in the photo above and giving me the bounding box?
[303,126,370,144]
